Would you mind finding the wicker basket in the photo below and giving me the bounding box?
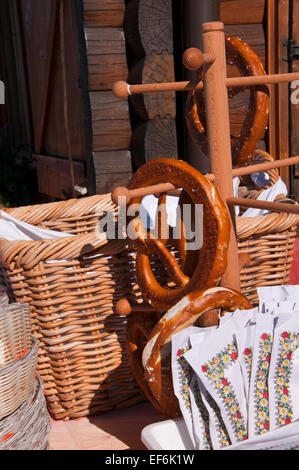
[237,151,299,304]
[0,286,9,307]
[0,303,32,367]
[0,170,298,418]
[0,337,38,420]
[0,194,144,420]
[0,372,51,450]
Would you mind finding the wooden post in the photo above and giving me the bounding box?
[202,21,240,291]
[182,0,220,175]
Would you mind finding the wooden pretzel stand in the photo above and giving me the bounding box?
[111,21,299,417]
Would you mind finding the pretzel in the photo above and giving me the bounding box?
[141,286,253,417]
[126,310,165,412]
[127,158,231,312]
[186,35,270,167]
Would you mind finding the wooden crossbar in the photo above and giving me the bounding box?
[112,20,299,292]
[113,72,299,99]
[227,197,299,215]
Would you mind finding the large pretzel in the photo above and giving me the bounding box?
[127,158,231,312]
[186,35,270,167]
[140,287,253,418]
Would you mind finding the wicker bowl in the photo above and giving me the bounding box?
[0,303,32,368]
[0,372,51,450]
[0,337,39,420]
[0,286,9,307]
[237,151,299,304]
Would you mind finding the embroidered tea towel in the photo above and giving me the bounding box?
[187,326,231,449]
[193,374,231,449]
[188,375,213,450]
[171,326,202,448]
[257,285,299,313]
[248,313,275,438]
[230,308,258,402]
[188,325,218,449]
[185,321,248,445]
[268,313,299,431]
[189,325,218,347]
[224,419,299,450]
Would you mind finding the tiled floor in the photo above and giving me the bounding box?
[49,401,165,450]
[49,239,299,451]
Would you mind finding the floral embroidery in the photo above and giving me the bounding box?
[274,331,299,428]
[177,347,193,409]
[243,347,253,382]
[203,386,231,448]
[201,342,248,442]
[192,379,213,450]
[177,348,230,449]
[253,332,273,435]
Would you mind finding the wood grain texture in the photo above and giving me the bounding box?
[90,91,130,121]
[88,54,128,90]
[128,53,176,120]
[131,117,178,169]
[220,0,266,24]
[34,154,86,200]
[84,0,125,27]
[125,0,173,57]
[93,119,131,151]
[17,0,88,201]
[277,0,290,185]
[202,22,240,291]
[93,150,132,174]
[96,172,132,194]
[18,0,59,154]
[85,27,126,55]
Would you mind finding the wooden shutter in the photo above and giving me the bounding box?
[17,0,90,199]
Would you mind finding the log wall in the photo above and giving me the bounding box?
[124,0,178,170]
[83,0,132,194]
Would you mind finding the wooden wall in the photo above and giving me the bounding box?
[124,0,178,170]
[0,0,31,150]
[83,0,133,194]
[2,0,297,201]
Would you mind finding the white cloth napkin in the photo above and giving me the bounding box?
[241,178,288,217]
[140,177,288,227]
[0,210,73,241]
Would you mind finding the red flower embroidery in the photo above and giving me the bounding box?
[283,388,288,395]
[177,349,182,357]
[222,379,228,386]
[244,348,251,356]
[263,422,269,429]
[202,365,207,373]
[285,418,291,425]
[263,391,268,399]
[230,352,238,360]
[261,333,268,341]
[287,352,292,359]
[266,355,271,362]
[281,331,288,339]
[237,412,241,419]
